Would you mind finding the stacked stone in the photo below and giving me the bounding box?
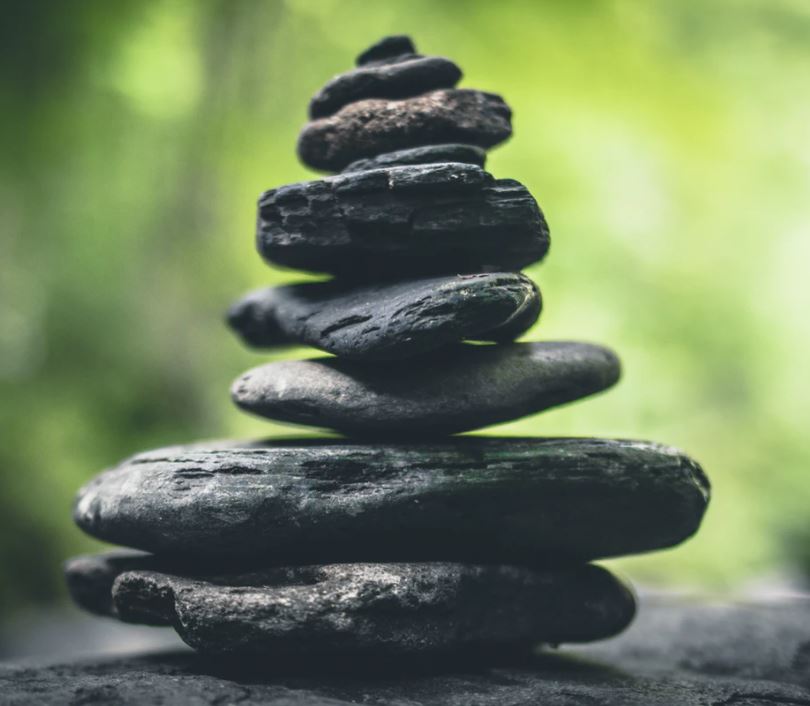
[64,36,710,660]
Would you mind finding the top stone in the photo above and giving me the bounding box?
[309,54,462,119]
[300,36,511,170]
[356,35,417,66]
[298,89,512,172]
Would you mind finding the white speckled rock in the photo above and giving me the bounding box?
[64,554,637,656]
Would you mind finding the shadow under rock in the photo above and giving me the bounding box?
[155,646,627,685]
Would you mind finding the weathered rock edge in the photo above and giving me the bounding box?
[64,554,636,656]
[73,437,709,564]
[227,273,540,359]
[342,143,486,173]
[256,162,548,278]
[231,342,620,436]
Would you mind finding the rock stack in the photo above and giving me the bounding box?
[65,36,710,661]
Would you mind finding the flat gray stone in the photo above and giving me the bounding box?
[73,437,708,564]
[257,162,548,277]
[342,143,486,173]
[4,594,809,704]
[309,55,461,119]
[227,273,540,359]
[231,341,620,435]
[64,556,636,656]
[297,89,512,172]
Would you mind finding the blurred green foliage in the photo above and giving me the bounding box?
[1,0,809,624]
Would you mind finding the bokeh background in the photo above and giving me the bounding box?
[2,0,809,649]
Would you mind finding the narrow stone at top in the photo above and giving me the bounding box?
[356,35,417,66]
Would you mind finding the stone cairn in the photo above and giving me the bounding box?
[65,36,710,661]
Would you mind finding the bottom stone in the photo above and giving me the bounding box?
[5,593,809,705]
[64,552,636,656]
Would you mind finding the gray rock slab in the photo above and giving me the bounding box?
[3,594,809,704]
[297,89,512,172]
[64,556,636,656]
[73,437,708,564]
[227,273,540,359]
[342,143,486,173]
[231,341,620,435]
[309,55,462,119]
[256,162,548,277]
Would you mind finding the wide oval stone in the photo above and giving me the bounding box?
[73,437,709,564]
[227,273,540,360]
[65,553,636,655]
[256,163,548,278]
[342,143,486,173]
[231,341,620,435]
[309,55,462,119]
[297,89,512,172]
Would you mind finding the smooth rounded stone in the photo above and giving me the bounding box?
[309,56,462,119]
[257,163,548,277]
[64,554,636,656]
[356,35,416,66]
[226,273,540,360]
[231,341,620,436]
[298,89,512,172]
[342,143,486,173]
[73,437,709,564]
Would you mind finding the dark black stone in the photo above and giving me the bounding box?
[73,437,708,564]
[64,556,636,655]
[342,143,486,173]
[309,56,462,119]
[227,273,540,359]
[5,594,809,703]
[231,342,621,435]
[297,89,512,172]
[356,35,417,66]
[256,163,548,278]
[63,550,164,624]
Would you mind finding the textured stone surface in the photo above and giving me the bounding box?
[73,437,708,563]
[356,35,417,66]
[298,89,512,171]
[231,342,621,435]
[64,556,636,655]
[309,56,461,119]
[257,162,548,277]
[227,273,540,359]
[4,594,809,704]
[343,143,486,173]
[63,551,166,624]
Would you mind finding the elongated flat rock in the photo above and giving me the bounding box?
[73,437,709,564]
[309,55,461,119]
[231,341,620,435]
[298,89,512,172]
[227,273,540,359]
[64,554,636,655]
[257,163,548,277]
[342,143,486,173]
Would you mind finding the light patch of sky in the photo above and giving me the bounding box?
[104,1,203,120]
[572,121,673,265]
